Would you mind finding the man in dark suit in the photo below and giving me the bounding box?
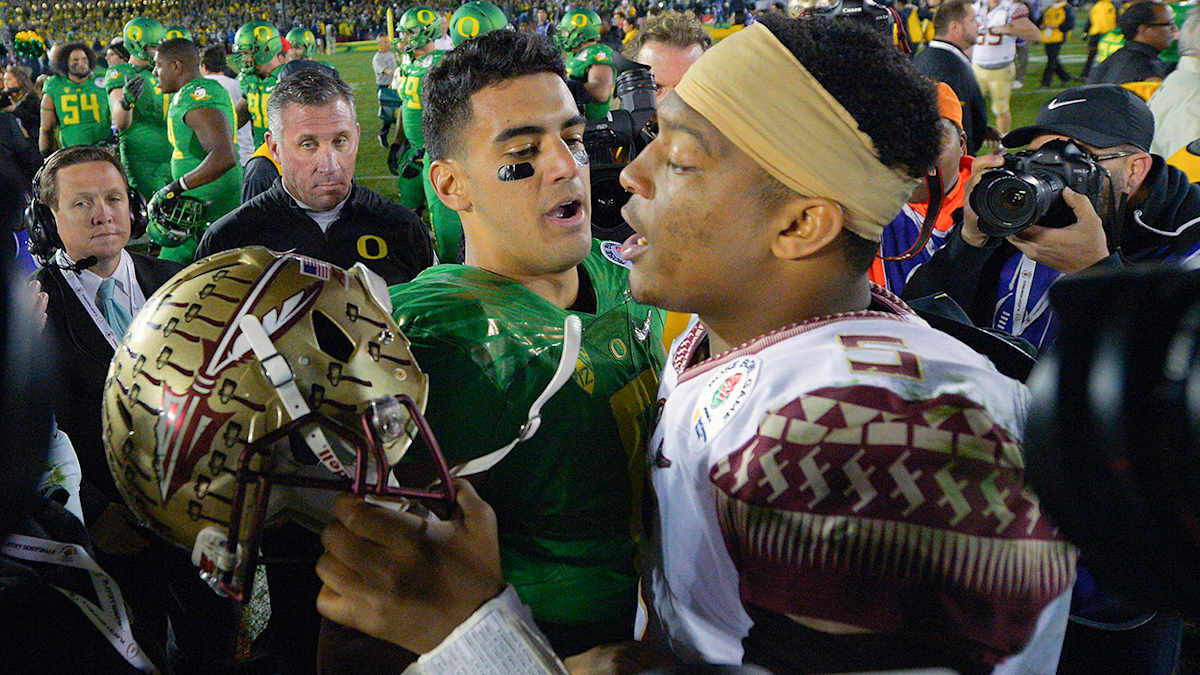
[914,0,997,154]
[31,145,238,671]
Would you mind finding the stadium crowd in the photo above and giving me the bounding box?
[3,0,1200,673]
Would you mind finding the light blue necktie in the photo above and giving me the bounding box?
[97,277,133,339]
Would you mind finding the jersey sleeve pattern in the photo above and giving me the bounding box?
[709,384,1077,664]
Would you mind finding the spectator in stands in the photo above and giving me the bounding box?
[197,67,433,284]
[200,44,255,166]
[624,9,711,105]
[1150,8,1200,158]
[914,0,994,154]
[1089,1,1178,85]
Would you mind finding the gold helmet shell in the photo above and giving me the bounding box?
[102,247,454,599]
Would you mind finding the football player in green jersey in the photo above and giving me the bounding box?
[163,24,192,41]
[39,42,112,154]
[353,30,664,657]
[449,0,510,46]
[392,6,469,262]
[150,38,242,264]
[285,27,319,60]
[233,20,287,147]
[106,17,173,202]
[556,8,615,120]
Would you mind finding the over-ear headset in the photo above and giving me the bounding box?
[24,148,148,264]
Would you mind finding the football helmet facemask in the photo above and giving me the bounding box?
[102,248,455,601]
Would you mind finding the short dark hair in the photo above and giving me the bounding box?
[53,42,96,76]
[1120,1,1162,41]
[422,30,565,160]
[157,38,199,67]
[201,45,228,74]
[624,9,712,60]
[266,68,356,135]
[933,0,973,36]
[39,146,130,210]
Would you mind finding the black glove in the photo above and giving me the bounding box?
[402,148,424,180]
[121,76,145,110]
[387,140,408,176]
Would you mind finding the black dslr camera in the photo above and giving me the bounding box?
[970,139,1108,238]
[583,63,658,242]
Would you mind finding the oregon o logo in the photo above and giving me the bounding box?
[457,16,480,38]
[357,235,388,259]
[254,26,272,41]
[305,31,314,41]
[128,25,143,41]
[417,9,437,23]
[570,13,589,26]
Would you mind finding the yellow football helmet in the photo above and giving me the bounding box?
[102,247,455,601]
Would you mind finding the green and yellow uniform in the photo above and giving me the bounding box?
[164,77,243,263]
[237,63,284,148]
[105,63,173,200]
[391,240,665,656]
[44,73,112,147]
[566,43,615,120]
[399,49,463,264]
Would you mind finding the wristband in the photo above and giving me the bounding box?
[178,176,190,192]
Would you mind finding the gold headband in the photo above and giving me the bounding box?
[673,23,918,241]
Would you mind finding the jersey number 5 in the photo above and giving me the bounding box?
[839,334,923,380]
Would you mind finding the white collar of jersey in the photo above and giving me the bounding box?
[282,181,351,232]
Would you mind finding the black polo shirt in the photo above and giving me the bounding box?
[196,178,435,285]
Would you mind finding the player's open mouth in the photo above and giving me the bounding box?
[545,199,585,228]
[620,232,648,262]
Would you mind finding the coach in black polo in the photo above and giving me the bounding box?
[195,67,434,283]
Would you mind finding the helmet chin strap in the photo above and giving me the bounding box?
[239,314,353,479]
[446,314,584,479]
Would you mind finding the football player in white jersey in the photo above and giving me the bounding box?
[315,14,1078,674]
[972,0,1041,134]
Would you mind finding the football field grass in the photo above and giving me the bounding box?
[329,36,1093,199]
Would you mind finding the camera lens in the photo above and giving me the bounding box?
[978,175,1038,236]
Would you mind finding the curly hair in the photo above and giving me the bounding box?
[422,30,565,161]
[757,14,939,181]
[624,10,712,60]
[52,43,96,77]
[754,14,940,271]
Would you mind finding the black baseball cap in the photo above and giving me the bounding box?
[1003,84,1154,152]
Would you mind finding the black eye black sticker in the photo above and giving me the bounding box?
[497,162,535,182]
[572,150,590,167]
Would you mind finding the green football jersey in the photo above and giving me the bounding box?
[390,241,665,654]
[398,49,445,146]
[167,77,243,239]
[566,43,615,120]
[238,63,285,147]
[105,63,173,198]
[44,73,112,147]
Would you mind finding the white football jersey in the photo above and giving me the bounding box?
[973,0,1029,67]
[635,289,1073,672]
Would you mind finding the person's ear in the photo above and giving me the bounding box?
[430,159,471,213]
[771,197,844,261]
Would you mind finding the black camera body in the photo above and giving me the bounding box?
[582,64,658,242]
[970,139,1108,238]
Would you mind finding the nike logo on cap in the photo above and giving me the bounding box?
[1047,98,1087,110]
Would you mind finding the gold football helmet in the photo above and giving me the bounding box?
[102,247,455,601]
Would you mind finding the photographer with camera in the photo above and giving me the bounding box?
[905,84,1200,353]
